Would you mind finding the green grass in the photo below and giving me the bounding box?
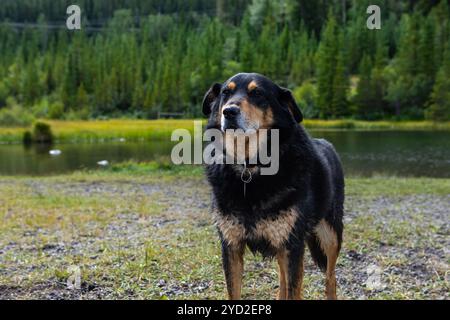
[0,119,449,143]
[303,119,450,130]
[0,167,448,300]
[0,119,202,143]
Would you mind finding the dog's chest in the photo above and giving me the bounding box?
[214,208,298,250]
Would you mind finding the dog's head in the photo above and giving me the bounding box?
[202,73,303,132]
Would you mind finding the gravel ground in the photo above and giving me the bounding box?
[0,176,448,300]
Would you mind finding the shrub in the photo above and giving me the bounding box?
[23,131,32,145]
[48,102,65,119]
[64,107,90,120]
[0,103,35,127]
[32,121,54,143]
[293,82,319,119]
[31,98,50,118]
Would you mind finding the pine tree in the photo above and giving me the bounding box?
[248,0,271,32]
[61,45,82,109]
[238,16,254,72]
[354,54,373,119]
[387,13,432,116]
[371,37,389,117]
[331,31,349,118]
[289,31,316,84]
[431,0,450,68]
[0,0,448,120]
[426,44,450,121]
[75,83,89,111]
[426,67,450,121]
[316,14,338,118]
[418,16,435,78]
[20,61,41,106]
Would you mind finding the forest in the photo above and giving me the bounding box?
[0,0,449,124]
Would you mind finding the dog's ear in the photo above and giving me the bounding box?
[202,83,222,116]
[278,87,303,123]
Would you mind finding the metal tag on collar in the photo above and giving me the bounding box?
[241,162,253,198]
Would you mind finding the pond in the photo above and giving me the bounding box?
[0,130,449,177]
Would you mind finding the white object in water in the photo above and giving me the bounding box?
[49,150,62,156]
[97,160,109,166]
[119,138,126,142]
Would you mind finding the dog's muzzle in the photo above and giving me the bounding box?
[221,105,243,130]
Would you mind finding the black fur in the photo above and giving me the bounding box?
[203,73,345,294]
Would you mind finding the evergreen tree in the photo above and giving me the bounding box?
[316,14,338,118]
[331,31,349,118]
[0,0,446,120]
[387,13,433,117]
[426,44,450,121]
[354,55,373,118]
[426,67,450,121]
[75,84,89,111]
[20,61,41,106]
[418,16,435,78]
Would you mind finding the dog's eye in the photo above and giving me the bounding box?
[222,89,231,96]
[252,88,264,97]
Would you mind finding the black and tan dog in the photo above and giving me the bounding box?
[202,73,344,300]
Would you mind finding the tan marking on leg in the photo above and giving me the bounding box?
[276,250,288,300]
[325,250,338,300]
[214,212,245,247]
[315,219,339,300]
[226,246,245,300]
[252,208,298,249]
[314,219,338,252]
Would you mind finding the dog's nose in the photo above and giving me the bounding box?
[223,106,240,119]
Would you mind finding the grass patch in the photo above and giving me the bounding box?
[0,119,449,143]
[0,171,448,300]
[303,119,450,130]
[346,176,450,196]
[106,161,204,177]
[0,119,202,144]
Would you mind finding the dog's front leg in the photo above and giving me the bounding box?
[221,242,245,300]
[276,250,288,300]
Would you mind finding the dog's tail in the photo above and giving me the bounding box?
[306,235,328,272]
